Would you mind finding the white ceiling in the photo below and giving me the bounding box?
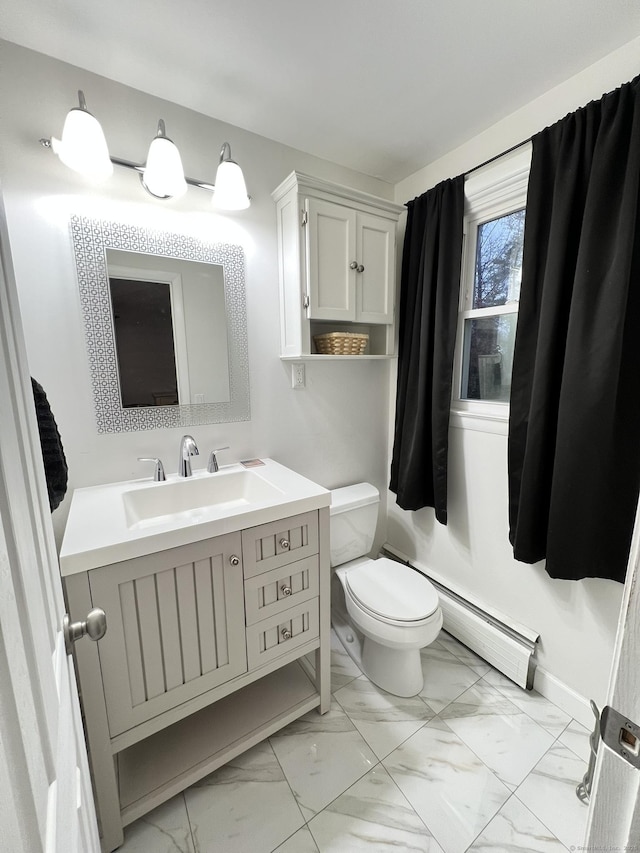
[3,0,640,183]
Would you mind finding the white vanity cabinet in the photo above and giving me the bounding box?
[272,171,404,357]
[63,505,330,852]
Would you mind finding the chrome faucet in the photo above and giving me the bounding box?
[207,446,230,473]
[178,435,199,477]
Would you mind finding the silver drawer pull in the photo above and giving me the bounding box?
[281,627,292,640]
[279,538,290,550]
[229,555,240,566]
[280,585,292,596]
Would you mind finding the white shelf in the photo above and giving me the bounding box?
[280,354,395,361]
[118,660,319,824]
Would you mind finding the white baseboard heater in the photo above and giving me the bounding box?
[381,546,539,690]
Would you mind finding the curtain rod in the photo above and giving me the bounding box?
[404,135,533,207]
[464,136,532,177]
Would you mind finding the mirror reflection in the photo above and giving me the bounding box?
[107,250,230,408]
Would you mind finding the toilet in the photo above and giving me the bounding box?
[330,483,443,697]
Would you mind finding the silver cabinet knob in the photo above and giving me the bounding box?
[356,264,365,273]
[349,261,358,270]
[281,627,292,640]
[279,538,290,550]
[280,585,292,596]
[63,608,107,655]
[229,554,240,566]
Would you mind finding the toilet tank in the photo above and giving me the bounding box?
[329,483,380,567]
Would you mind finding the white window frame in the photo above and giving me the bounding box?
[451,143,532,434]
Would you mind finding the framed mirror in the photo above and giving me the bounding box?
[70,216,250,433]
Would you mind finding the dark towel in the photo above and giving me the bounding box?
[31,378,68,512]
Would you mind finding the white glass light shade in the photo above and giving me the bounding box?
[212,159,250,211]
[142,135,187,199]
[52,107,113,182]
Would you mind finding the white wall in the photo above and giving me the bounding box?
[388,38,640,707]
[0,40,393,553]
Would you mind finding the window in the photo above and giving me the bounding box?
[453,145,531,423]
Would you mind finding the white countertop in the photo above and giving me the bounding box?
[59,459,330,576]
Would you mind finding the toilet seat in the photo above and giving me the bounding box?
[344,558,439,626]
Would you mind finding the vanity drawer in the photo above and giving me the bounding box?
[244,555,319,626]
[241,510,319,579]
[246,599,319,669]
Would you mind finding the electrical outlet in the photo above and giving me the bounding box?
[291,363,305,389]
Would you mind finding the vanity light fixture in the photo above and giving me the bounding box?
[212,143,250,211]
[141,120,187,199]
[41,90,251,210]
[47,90,113,183]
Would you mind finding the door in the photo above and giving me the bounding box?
[306,196,356,321]
[356,211,395,324]
[585,497,640,844]
[0,203,100,851]
[89,533,247,736]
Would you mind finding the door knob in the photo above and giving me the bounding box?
[356,264,365,273]
[349,261,358,270]
[63,608,107,655]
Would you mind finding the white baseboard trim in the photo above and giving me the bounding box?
[533,667,596,730]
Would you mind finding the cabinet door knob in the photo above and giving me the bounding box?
[349,261,358,270]
[357,264,365,273]
[280,585,293,596]
[229,554,240,566]
[281,627,292,640]
[279,538,290,550]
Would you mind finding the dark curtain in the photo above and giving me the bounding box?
[508,74,640,583]
[390,176,464,523]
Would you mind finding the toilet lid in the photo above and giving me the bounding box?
[345,558,439,622]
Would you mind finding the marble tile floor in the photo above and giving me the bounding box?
[118,630,591,853]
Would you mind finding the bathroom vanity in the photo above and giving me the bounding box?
[60,460,331,852]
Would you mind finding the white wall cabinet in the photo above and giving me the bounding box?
[273,172,403,357]
[64,508,330,852]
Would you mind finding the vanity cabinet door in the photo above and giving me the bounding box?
[88,532,247,738]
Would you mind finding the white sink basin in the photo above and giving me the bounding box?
[123,469,284,528]
[59,459,330,576]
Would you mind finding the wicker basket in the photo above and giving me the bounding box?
[313,332,369,355]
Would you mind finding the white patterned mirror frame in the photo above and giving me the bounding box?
[71,215,250,433]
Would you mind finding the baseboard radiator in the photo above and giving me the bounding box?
[381,546,539,690]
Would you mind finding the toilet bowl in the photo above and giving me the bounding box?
[330,484,443,697]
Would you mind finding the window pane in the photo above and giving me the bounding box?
[473,209,525,309]
[461,313,518,402]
